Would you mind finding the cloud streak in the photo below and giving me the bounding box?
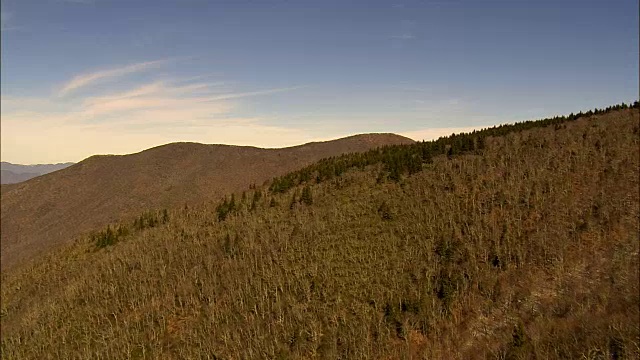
[59,0,95,3]
[204,86,309,101]
[389,19,417,41]
[389,34,415,40]
[58,59,171,97]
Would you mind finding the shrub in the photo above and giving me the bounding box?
[378,201,393,220]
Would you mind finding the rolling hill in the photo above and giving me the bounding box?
[0,133,413,270]
[1,105,637,359]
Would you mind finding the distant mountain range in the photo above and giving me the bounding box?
[1,162,75,184]
[0,133,413,270]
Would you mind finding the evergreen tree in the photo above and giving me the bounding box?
[476,136,485,153]
[300,186,313,205]
[378,201,393,220]
[299,169,311,183]
[229,194,236,212]
[447,146,455,158]
[289,192,297,210]
[388,164,401,182]
[421,146,433,164]
[407,153,422,174]
[217,198,230,221]
[250,190,262,211]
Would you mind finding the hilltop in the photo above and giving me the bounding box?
[0,133,413,270]
[1,105,637,358]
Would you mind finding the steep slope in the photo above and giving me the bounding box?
[1,107,637,359]
[0,133,413,270]
[0,162,74,184]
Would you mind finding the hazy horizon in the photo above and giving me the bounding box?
[0,128,488,165]
[2,0,638,164]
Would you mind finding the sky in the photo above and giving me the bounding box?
[1,0,638,164]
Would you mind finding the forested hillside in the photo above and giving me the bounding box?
[0,133,412,271]
[1,104,638,359]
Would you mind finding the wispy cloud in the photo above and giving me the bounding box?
[389,34,415,40]
[171,82,225,94]
[58,0,96,4]
[57,59,172,97]
[172,73,223,84]
[204,86,308,101]
[391,84,432,93]
[389,19,417,41]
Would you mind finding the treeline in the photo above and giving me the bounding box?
[86,101,639,243]
[269,101,639,193]
[211,101,639,223]
[215,188,268,221]
[479,102,638,138]
[214,184,315,222]
[92,209,169,248]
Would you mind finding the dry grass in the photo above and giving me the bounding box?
[1,109,638,359]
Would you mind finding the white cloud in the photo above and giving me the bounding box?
[170,82,219,94]
[76,80,296,119]
[57,59,172,97]
[81,95,234,119]
[389,19,417,40]
[83,81,165,101]
[174,73,224,83]
[204,86,309,101]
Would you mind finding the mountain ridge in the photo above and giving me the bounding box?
[0,162,75,184]
[1,107,637,359]
[0,133,414,270]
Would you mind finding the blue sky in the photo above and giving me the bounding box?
[1,0,638,163]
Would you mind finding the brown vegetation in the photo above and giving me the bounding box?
[1,108,638,358]
[0,133,412,270]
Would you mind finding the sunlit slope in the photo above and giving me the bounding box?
[0,133,413,271]
[1,107,638,359]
